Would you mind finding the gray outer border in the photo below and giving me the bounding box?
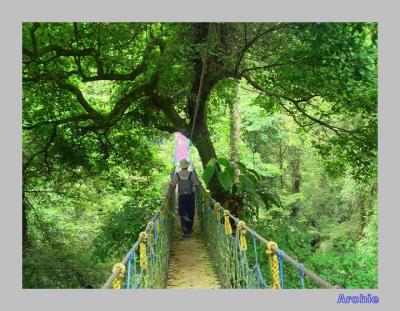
[0,0,396,310]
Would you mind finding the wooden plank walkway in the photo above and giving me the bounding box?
[166,212,220,289]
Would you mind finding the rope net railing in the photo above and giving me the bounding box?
[102,186,175,289]
[197,186,339,289]
[101,179,339,289]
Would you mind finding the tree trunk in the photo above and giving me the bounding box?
[228,81,243,217]
[292,157,301,193]
[175,23,232,204]
[192,122,226,203]
[229,82,240,168]
[278,141,286,190]
[290,147,301,193]
[358,183,377,237]
[289,149,301,217]
[22,191,30,247]
[188,24,229,204]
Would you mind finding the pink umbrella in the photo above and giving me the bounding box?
[174,132,190,165]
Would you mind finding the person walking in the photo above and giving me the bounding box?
[170,159,200,237]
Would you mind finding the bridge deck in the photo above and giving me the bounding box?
[167,212,220,288]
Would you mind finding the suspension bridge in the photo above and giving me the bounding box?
[102,24,339,290]
[102,182,338,289]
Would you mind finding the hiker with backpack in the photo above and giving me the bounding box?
[170,159,200,238]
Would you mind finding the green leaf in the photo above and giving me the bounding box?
[217,171,233,192]
[202,165,215,186]
[239,174,256,193]
[234,182,243,196]
[237,162,260,182]
[236,161,247,172]
[257,190,280,207]
[207,158,217,167]
[216,157,231,168]
[217,157,235,178]
[246,168,261,180]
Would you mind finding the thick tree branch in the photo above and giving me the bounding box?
[23,45,96,58]
[73,23,85,47]
[106,82,156,126]
[29,23,40,54]
[55,80,101,117]
[149,92,188,134]
[149,30,166,54]
[80,62,146,82]
[23,114,94,130]
[154,124,177,134]
[243,74,303,102]
[23,71,79,82]
[23,124,57,173]
[95,23,105,76]
[235,23,286,75]
[280,101,313,132]
[24,71,155,132]
[240,62,285,75]
[291,101,351,135]
[187,23,228,134]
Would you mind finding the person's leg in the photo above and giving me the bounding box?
[178,195,190,234]
[187,193,196,234]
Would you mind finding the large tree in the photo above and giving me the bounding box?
[23,22,377,207]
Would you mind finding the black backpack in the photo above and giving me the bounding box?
[177,172,193,196]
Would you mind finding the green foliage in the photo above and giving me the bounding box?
[92,182,164,262]
[239,175,255,193]
[202,157,256,194]
[22,133,171,288]
[202,164,216,186]
[217,171,233,192]
[22,22,377,288]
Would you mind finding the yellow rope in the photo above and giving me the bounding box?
[204,189,210,207]
[112,262,126,289]
[266,241,281,289]
[224,210,232,235]
[237,220,247,251]
[214,202,221,221]
[139,231,148,270]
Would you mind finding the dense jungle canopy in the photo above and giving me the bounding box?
[22,22,377,288]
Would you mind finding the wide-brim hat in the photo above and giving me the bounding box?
[179,159,190,169]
